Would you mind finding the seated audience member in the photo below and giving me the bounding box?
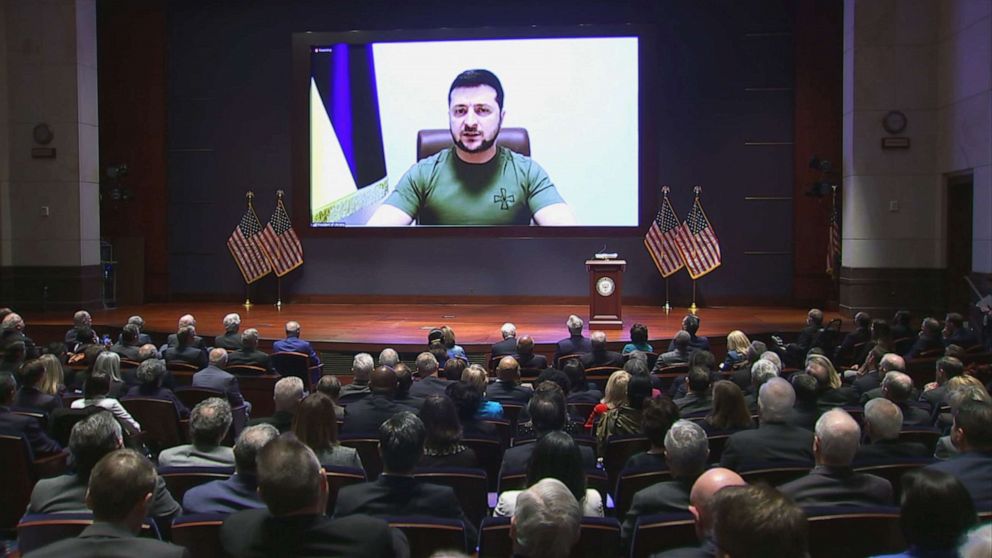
[773,308,823,368]
[29,411,180,519]
[675,368,714,415]
[596,374,653,454]
[72,370,140,432]
[580,330,623,369]
[293,392,362,469]
[486,356,533,406]
[585,370,630,430]
[624,396,680,470]
[495,431,603,517]
[0,372,61,456]
[720,330,751,371]
[0,339,23,376]
[805,353,858,410]
[438,325,467,363]
[921,356,964,411]
[926,400,992,510]
[63,310,96,351]
[650,467,746,558]
[159,398,234,467]
[221,436,407,557]
[905,317,946,360]
[121,315,153,346]
[339,353,374,399]
[428,338,450,369]
[563,359,603,404]
[340,366,416,434]
[743,359,779,411]
[849,345,886,395]
[959,524,992,558]
[110,323,142,361]
[870,469,978,558]
[227,328,273,373]
[442,355,468,382]
[183,424,279,514]
[514,335,548,371]
[510,478,581,558]
[315,374,346,419]
[193,348,249,411]
[855,398,930,462]
[68,327,100,361]
[703,380,753,434]
[92,351,126,398]
[37,352,66,395]
[554,314,592,366]
[15,358,62,415]
[125,358,188,419]
[163,325,207,369]
[462,364,503,419]
[944,312,980,349]
[778,408,892,507]
[621,420,709,543]
[448,380,498,439]
[834,311,872,364]
[890,309,914,341]
[491,322,518,358]
[248,376,304,433]
[1,312,38,360]
[418,393,477,468]
[378,348,400,369]
[164,314,205,350]
[622,323,653,355]
[711,484,808,558]
[656,330,692,369]
[137,343,161,362]
[334,412,477,544]
[668,314,710,354]
[788,373,820,431]
[934,384,989,459]
[409,351,450,398]
[214,313,242,350]
[878,371,933,427]
[25,449,189,558]
[720,377,814,471]
[392,362,423,410]
[272,320,322,369]
[502,384,597,475]
[859,353,908,403]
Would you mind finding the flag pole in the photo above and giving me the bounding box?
[276,277,282,310]
[664,278,671,314]
[688,185,702,315]
[243,191,254,310]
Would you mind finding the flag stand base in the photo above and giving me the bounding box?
[689,280,698,314]
[243,298,252,310]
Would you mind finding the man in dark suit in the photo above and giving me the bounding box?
[834,311,872,365]
[926,400,992,510]
[553,314,592,367]
[667,314,710,354]
[409,352,451,399]
[272,320,322,369]
[340,366,418,434]
[720,378,815,471]
[25,449,190,558]
[0,372,61,457]
[227,329,273,373]
[193,348,248,410]
[500,386,596,475]
[514,335,548,371]
[943,312,980,349]
[580,330,623,369]
[247,377,304,433]
[1,312,38,360]
[871,370,932,427]
[213,312,243,351]
[890,310,914,341]
[122,315,153,346]
[221,436,407,558]
[491,322,518,359]
[163,326,207,368]
[855,398,930,463]
[621,420,710,545]
[334,411,477,546]
[905,317,946,360]
[111,324,142,361]
[775,308,823,368]
[710,485,809,558]
[339,353,374,400]
[675,368,714,416]
[64,309,98,353]
[779,409,893,507]
[164,314,207,351]
[920,356,964,412]
[650,468,746,558]
[183,423,279,514]
[486,356,533,405]
[14,359,62,415]
[655,330,691,370]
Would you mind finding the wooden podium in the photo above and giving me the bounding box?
[586,259,626,329]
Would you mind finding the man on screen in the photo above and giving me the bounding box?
[367,69,577,226]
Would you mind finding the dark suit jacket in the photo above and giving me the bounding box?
[14,386,62,415]
[719,421,815,471]
[817,386,859,411]
[788,404,820,431]
[339,394,417,434]
[655,349,689,369]
[854,439,931,463]
[554,334,592,364]
[852,371,882,395]
[486,381,533,405]
[904,335,945,360]
[491,337,518,358]
[920,385,948,412]
[515,353,548,371]
[499,437,597,477]
[227,349,273,373]
[164,345,207,369]
[24,522,189,558]
[667,334,710,353]
[408,376,452,399]
[124,386,189,418]
[110,343,141,361]
[192,365,246,408]
[221,509,405,558]
[580,350,624,369]
[0,405,61,457]
[898,401,935,428]
[777,465,893,507]
[835,327,870,362]
[674,393,713,416]
[621,476,695,543]
[165,333,207,351]
[247,410,294,433]
[927,451,992,510]
[945,329,979,348]
[2,331,38,360]
[213,332,243,351]
[654,541,717,558]
[182,473,264,515]
[334,474,476,545]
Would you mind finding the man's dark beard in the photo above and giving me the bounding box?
[451,126,501,154]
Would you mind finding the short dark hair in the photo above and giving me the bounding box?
[87,449,157,522]
[922,318,942,337]
[536,368,571,395]
[419,394,462,450]
[121,323,140,345]
[945,313,965,329]
[893,310,911,327]
[379,411,426,474]
[688,350,716,372]
[526,431,585,503]
[83,370,111,399]
[626,374,653,410]
[682,314,700,334]
[955,400,992,450]
[899,468,976,550]
[527,383,567,434]
[687,367,711,393]
[446,381,482,423]
[394,362,413,396]
[630,323,648,344]
[257,436,322,516]
[69,410,122,481]
[449,69,504,110]
[937,356,964,380]
[316,374,341,399]
[854,312,872,329]
[0,372,17,402]
[18,359,45,388]
[713,484,808,558]
[561,360,588,393]
[641,397,679,447]
[442,357,467,382]
[791,373,819,404]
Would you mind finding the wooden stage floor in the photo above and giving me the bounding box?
[26,302,842,352]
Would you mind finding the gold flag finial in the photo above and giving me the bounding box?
[661,185,670,196]
[693,185,702,196]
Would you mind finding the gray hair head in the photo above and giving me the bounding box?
[178,314,196,328]
[233,423,279,474]
[882,371,913,402]
[664,419,709,476]
[513,477,581,558]
[501,322,517,339]
[759,350,783,371]
[864,398,902,441]
[274,376,305,406]
[566,314,584,334]
[127,315,145,329]
[0,313,23,331]
[73,310,92,327]
[815,408,861,466]
[751,359,779,387]
[135,358,166,386]
[223,313,241,333]
[352,353,375,381]
[190,398,233,447]
[378,348,400,368]
[758,377,795,423]
[241,328,260,349]
[285,321,301,334]
[879,353,906,373]
[415,352,439,376]
[93,351,122,383]
[209,348,229,367]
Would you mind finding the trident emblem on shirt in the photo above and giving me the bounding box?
[493,188,515,210]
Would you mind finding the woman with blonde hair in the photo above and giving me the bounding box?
[721,330,751,371]
[584,370,630,430]
[805,352,858,407]
[37,353,65,396]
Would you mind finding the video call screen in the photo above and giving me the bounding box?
[307,33,640,228]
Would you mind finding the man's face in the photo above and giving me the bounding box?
[449,85,503,154]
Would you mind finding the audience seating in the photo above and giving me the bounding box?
[852,458,935,502]
[654,365,689,391]
[738,462,811,486]
[17,513,160,555]
[1,436,39,530]
[555,353,582,369]
[270,351,320,390]
[413,467,488,528]
[614,466,673,519]
[338,435,383,480]
[120,358,142,369]
[585,366,622,391]
[706,433,731,463]
[171,513,230,558]
[158,466,234,505]
[237,375,279,418]
[225,364,269,376]
[603,435,651,490]
[49,407,99,447]
[898,428,941,453]
[479,516,622,558]
[483,419,512,448]
[324,465,367,515]
[805,506,904,558]
[166,361,200,372]
[500,403,524,432]
[570,402,597,427]
[520,367,543,381]
[10,409,48,432]
[628,512,698,558]
[175,387,226,409]
[461,436,503,491]
[121,397,186,452]
[386,516,468,558]
[623,351,659,369]
[61,392,83,407]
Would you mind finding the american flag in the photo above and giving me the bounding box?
[227,204,272,284]
[826,193,840,278]
[674,196,722,279]
[260,194,304,277]
[644,194,684,277]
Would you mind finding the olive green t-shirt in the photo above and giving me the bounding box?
[383,146,565,225]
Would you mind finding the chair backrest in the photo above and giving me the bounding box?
[569,402,597,427]
[853,458,935,502]
[386,516,467,558]
[0,435,36,530]
[171,513,231,558]
[174,387,226,410]
[500,403,524,432]
[324,465,367,515]
[585,366,622,391]
[339,435,383,480]
[738,462,811,486]
[166,361,200,372]
[18,513,160,555]
[615,467,673,519]
[121,397,185,452]
[603,435,651,490]
[805,506,904,558]
[478,516,513,558]
[482,419,512,448]
[236,375,279,418]
[417,127,530,161]
[226,364,269,376]
[479,516,620,558]
[49,407,100,447]
[629,513,697,558]
[158,466,234,505]
[11,409,49,432]
[414,467,488,528]
[462,437,503,491]
[554,353,582,369]
[898,428,941,453]
[270,352,316,390]
[624,351,660,369]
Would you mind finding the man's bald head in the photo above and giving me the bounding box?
[497,356,520,381]
[814,409,861,467]
[879,353,905,373]
[882,371,914,402]
[209,348,228,367]
[758,377,795,423]
[689,467,746,537]
[370,365,398,394]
